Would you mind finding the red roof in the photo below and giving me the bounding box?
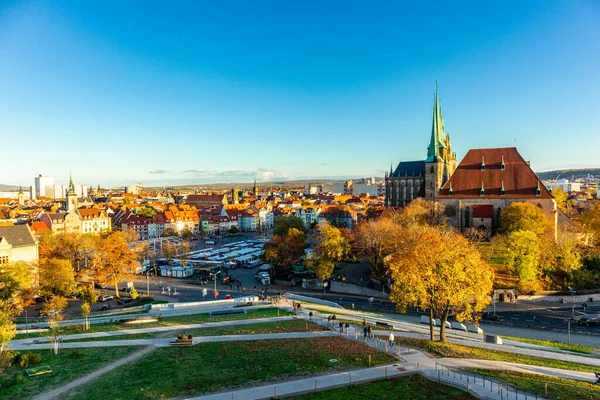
[438,147,552,199]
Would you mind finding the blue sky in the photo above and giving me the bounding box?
[1,1,599,187]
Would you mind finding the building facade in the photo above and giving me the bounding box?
[437,147,557,236]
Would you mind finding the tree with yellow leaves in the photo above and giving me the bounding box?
[91,232,138,297]
[387,226,494,342]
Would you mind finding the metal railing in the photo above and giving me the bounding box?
[433,363,545,400]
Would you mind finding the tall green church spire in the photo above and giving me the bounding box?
[426,81,446,162]
[68,170,76,195]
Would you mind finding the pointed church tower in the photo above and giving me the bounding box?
[253,180,257,197]
[18,186,25,206]
[424,82,456,199]
[67,170,78,212]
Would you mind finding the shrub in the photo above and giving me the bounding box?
[29,353,42,365]
[13,353,30,368]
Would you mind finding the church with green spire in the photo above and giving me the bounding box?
[385,82,456,206]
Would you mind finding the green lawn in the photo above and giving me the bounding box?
[64,319,328,342]
[16,308,292,338]
[471,369,600,400]
[395,337,599,373]
[0,347,140,400]
[502,335,597,354]
[63,337,397,399]
[292,374,475,400]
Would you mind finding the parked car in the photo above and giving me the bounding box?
[578,317,600,327]
[224,294,232,300]
[118,297,133,305]
[97,295,114,302]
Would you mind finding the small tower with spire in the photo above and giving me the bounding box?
[67,170,78,212]
[424,81,456,199]
[18,186,25,206]
[253,180,257,198]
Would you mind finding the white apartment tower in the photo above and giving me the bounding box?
[31,175,54,200]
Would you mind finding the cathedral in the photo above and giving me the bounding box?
[385,83,456,206]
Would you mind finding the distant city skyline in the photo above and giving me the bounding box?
[2,1,599,187]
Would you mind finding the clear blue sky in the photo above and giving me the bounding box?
[1,1,599,187]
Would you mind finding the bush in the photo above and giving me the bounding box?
[13,353,30,368]
[29,353,42,365]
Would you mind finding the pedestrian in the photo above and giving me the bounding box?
[388,331,395,347]
[345,322,349,331]
[242,287,246,293]
[368,325,373,339]
[363,326,368,339]
[253,285,257,292]
[362,318,367,328]
[339,321,343,333]
[309,311,313,320]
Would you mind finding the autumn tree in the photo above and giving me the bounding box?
[91,232,138,297]
[551,188,568,210]
[42,296,68,353]
[264,228,306,279]
[499,202,551,237]
[0,312,15,354]
[162,241,177,266]
[355,218,404,277]
[500,230,542,290]
[580,203,600,246]
[180,228,194,239]
[395,198,446,227]
[137,206,156,218]
[318,222,350,262]
[123,228,140,243]
[176,242,191,268]
[274,215,307,236]
[307,255,335,280]
[81,302,91,331]
[387,226,494,342]
[39,259,75,295]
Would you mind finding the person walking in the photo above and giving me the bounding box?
[309,311,313,320]
[388,331,395,347]
[368,325,373,339]
[362,318,367,328]
[363,326,368,339]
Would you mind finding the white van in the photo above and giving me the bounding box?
[205,240,215,245]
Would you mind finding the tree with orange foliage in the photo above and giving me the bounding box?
[91,232,138,297]
[386,226,494,342]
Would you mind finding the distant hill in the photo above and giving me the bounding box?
[0,184,21,191]
[536,168,600,181]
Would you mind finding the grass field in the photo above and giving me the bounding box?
[292,374,475,400]
[64,319,328,342]
[16,308,292,338]
[471,369,600,400]
[502,335,597,354]
[395,337,598,373]
[63,337,396,399]
[0,347,140,400]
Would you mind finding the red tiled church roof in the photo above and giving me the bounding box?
[438,147,552,199]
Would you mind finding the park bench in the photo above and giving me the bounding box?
[170,335,194,346]
[209,308,246,316]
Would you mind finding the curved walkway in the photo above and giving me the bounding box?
[33,345,156,400]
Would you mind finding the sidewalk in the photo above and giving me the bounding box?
[12,316,296,345]
[186,363,409,400]
[8,331,338,351]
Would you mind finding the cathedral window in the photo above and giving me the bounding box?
[464,207,471,228]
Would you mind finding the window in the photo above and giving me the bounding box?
[0,255,9,265]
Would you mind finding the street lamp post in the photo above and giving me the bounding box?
[492,290,496,316]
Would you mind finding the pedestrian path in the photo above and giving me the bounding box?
[186,363,410,400]
[438,358,598,383]
[11,316,296,345]
[8,331,338,351]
